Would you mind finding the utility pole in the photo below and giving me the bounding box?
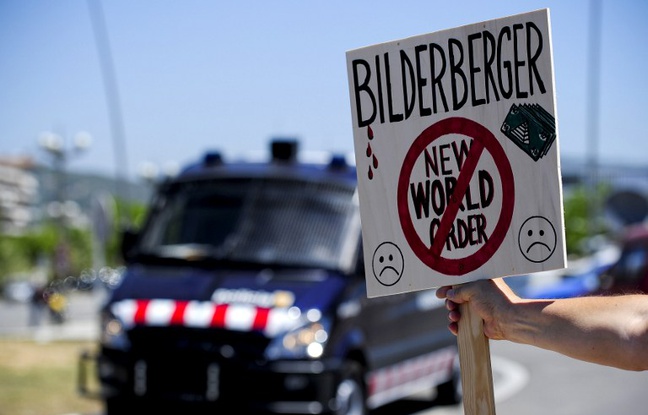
[586,0,602,240]
[87,0,131,226]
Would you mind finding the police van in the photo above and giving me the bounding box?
[79,139,460,414]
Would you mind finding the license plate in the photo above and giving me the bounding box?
[132,359,220,401]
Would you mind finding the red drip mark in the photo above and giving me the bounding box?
[366,142,372,157]
[211,304,228,327]
[367,125,374,140]
[372,154,379,169]
[134,299,150,325]
[252,307,270,331]
[368,166,374,180]
[171,301,188,325]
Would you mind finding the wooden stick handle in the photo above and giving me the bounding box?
[457,301,496,414]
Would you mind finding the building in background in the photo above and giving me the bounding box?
[0,157,39,235]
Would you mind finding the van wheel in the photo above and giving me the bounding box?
[334,361,367,415]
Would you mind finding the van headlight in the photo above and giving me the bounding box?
[265,310,330,360]
[100,310,130,350]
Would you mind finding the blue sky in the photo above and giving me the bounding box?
[1,1,647,181]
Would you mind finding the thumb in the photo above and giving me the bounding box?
[447,280,485,304]
[446,285,468,304]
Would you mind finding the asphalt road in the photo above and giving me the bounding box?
[0,289,103,341]
[489,341,648,415]
[390,340,648,415]
[2,292,648,415]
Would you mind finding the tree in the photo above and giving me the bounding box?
[562,183,610,257]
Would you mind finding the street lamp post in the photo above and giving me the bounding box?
[38,131,92,208]
[38,131,92,280]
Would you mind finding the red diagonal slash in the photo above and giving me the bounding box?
[429,140,485,257]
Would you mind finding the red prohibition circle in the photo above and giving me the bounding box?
[397,117,515,276]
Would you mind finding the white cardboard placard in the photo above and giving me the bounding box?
[346,9,566,297]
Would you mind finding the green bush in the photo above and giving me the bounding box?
[563,184,610,257]
[0,197,146,287]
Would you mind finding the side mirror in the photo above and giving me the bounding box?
[120,228,139,262]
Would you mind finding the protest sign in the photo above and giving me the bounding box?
[347,8,566,298]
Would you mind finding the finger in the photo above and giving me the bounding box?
[445,299,459,311]
[448,321,459,336]
[436,286,451,299]
[445,286,469,304]
[445,288,458,302]
[448,309,461,323]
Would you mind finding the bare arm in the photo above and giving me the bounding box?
[436,278,648,371]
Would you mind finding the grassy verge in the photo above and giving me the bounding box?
[0,339,103,415]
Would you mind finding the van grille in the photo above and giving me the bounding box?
[127,326,271,362]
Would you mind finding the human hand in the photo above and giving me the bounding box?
[436,278,518,340]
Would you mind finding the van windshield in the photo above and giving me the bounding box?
[137,177,361,271]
